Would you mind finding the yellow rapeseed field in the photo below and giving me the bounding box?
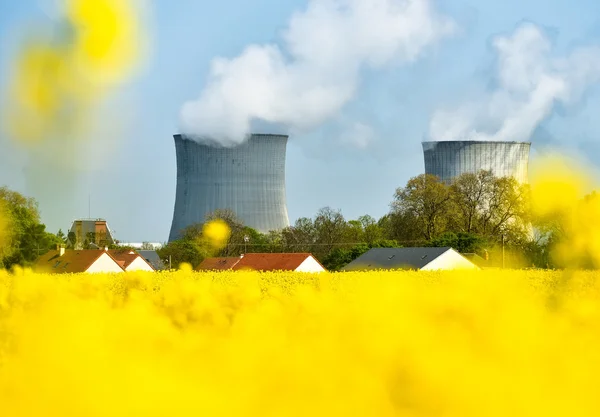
[0,266,599,416]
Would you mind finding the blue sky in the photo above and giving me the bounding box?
[1,0,600,243]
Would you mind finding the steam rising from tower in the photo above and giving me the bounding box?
[179,0,455,146]
[422,141,531,184]
[168,134,290,242]
[429,23,600,144]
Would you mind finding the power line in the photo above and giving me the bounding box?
[219,241,426,247]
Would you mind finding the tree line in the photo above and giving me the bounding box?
[0,169,589,271]
[0,186,63,269]
[158,170,570,270]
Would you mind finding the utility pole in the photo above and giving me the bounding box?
[244,235,249,253]
[502,233,505,269]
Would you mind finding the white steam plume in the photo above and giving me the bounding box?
[429,22,600,142]
[180,0,455,147]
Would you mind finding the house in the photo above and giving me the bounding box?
[196,257,243,271]
[197,253,326,273]
[341,247,480,271]
[137,250,166,270]
[107,249,155,272]
[68,218,115,249]
[34,247,124,274]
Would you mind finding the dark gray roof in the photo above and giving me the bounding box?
[137,250,166,270]
[341,247,454,271]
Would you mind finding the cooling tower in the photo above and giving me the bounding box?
[422,141,531,184]
[168,133,290,242]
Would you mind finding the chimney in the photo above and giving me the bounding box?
[59,246,65,256]
[104,246,108,251]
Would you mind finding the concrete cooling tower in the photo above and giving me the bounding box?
[422,141,531,184]
[168,133,290,242]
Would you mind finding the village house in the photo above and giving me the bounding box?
[137,250,167,270]
[197,253,326,273]
[34,247,125,274]
[107,250,156,272]
[341,247,480,271]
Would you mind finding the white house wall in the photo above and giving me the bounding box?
[295,256,325,273]
[86,253,125,273]
[422,249,480,271]
[125,257,155,272]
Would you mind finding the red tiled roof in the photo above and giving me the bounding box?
[34,250,123,274]
[233,253,317,271]
[107,249,153,270]
[196,257,241,271]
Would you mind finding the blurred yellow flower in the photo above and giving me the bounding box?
[202,219,232,250]
[0,269,599,416]
[66,0,144,84]
[3,0,148,144]
[530,154,600,267]
[529,153,591,217]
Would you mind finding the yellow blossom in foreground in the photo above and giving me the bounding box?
[202,219,232,250]
[1,268,600,416]
[530,153,600,267]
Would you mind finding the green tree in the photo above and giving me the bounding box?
[204,209,254,256]
[344,215,384,245]
[156,239,207,270]
[56,229,67,244]
[159,209,272,267]
[391,174,452,240]
[378,212,424,245]
[0,186,55,268]
[479,177,530,239]
[449,170,494,233]
[238,226,271,254]
[359,215,384,244]
[312,207,349,259]
[66,231,76,249]
[261,230,285,253]
[280,217,316,253]
[428,232,486,254]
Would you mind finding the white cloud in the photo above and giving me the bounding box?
[429,22,600,142]
[180,0,455,147]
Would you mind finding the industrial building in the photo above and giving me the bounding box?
[168,133,290,242]
[422,141,531,184]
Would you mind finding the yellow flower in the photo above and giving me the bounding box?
[202,219,231,250]
[65,0,145,84]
